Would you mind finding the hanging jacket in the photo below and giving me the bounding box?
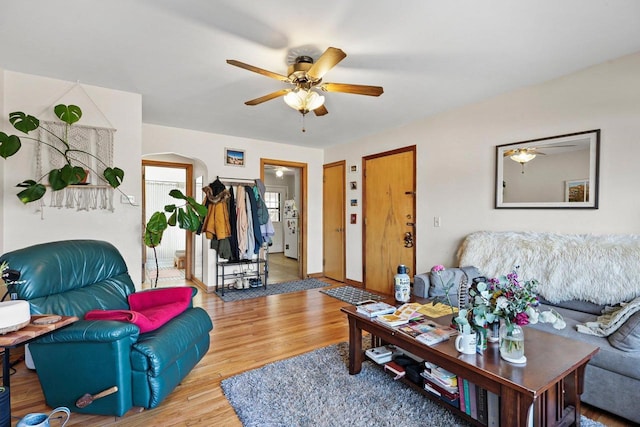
[227,185,240,261]
[245,185,263,253]
[202,188,231,240]
[236,186,248,255]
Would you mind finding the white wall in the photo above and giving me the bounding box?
[142,123,324,285]
[326,52,640,281]
[1,72,143,283]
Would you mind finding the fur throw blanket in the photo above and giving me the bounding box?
[457,231,640,305]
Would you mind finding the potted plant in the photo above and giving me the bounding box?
[0,104,124,203]
[144,189,207,287]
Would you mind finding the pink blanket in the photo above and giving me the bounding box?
[85,287,193,333]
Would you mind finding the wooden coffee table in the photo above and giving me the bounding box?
[341,304,599,427]
[0,315,78,421]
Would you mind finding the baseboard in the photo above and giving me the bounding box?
[345,278,363,288]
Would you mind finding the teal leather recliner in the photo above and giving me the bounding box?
[0,240,213,416]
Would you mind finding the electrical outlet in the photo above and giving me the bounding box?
[120,194,135,204]
[434,216,441,227]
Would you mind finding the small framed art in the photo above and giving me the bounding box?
[225,148,245,167]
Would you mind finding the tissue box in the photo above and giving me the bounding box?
[0,300,30,334]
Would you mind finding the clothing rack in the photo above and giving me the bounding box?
[215,176,257,187]
[209,175,271,295]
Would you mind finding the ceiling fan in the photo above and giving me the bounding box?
[226,47,383,129]
[504,145,574,173]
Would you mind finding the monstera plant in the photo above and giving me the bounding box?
[0,104,124,203]
[144,189,207,287]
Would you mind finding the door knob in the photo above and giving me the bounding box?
[404,231,414,248]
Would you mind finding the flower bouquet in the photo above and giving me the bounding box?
[454,267,565,361]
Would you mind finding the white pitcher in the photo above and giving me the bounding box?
[16,407,70,427]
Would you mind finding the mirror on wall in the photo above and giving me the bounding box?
[495,130,600,209]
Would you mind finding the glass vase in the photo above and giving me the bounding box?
[487,320,500,343]
[499,323,525,363]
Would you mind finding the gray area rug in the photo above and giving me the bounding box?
[215,278,330,302]
[320,285,385,305]
[222,343,606,427]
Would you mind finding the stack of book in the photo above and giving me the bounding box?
[421,362,460,408]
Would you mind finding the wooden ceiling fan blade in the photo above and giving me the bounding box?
[227,59,290,81]
[306,47,347,80]
[314,105,328,116]
[320,82,384,96]
[245,89,290,105]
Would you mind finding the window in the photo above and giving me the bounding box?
[264,191,281,222]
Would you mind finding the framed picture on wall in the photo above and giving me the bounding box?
[225,148,245,167]
[565,179,589,202]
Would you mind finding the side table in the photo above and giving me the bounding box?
[0,315,78,423]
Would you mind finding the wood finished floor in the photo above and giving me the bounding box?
[5,276,634,426]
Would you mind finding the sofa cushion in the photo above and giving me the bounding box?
[538,297,605,316]
[530,304,640,381]
[608,311,640,352]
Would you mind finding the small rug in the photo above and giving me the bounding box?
[221,343,606,427]
[320,285,385,305]
[146,267,185,282]
[215,278,330,302]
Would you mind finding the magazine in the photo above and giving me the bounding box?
[375,303,423,327]
[356,301,396,317]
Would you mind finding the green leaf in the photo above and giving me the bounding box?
[167,211,177,227]
[185,196,207,217]
[16,179,37,188]
[168,189,186,200]
[9,112,39,133]
[16,181,46,203]
[103,167,124,188]
[185,206,201,232]
[71,166,87,184]
[176,209,187,229]
[54,104,82,125]
[164,204,177,213]
[48,168,69,191]
[144,212,168,248]
[0,133,21,158]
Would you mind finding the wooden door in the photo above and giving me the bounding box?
[323,161,346,282]
[363,147,416,294]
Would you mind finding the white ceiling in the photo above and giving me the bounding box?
[2,1,640,148]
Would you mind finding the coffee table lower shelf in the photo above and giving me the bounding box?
[369,354,578,427]
[342,304,598,427]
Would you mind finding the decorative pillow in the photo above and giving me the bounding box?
[427,266,483,306]
[576,296,640,337]
[608,311,640,352]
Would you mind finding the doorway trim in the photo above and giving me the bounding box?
[141,160,198,285]
[260,158,308,279]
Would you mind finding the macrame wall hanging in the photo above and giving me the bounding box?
[34,82,118,213]
[36,121,116,212]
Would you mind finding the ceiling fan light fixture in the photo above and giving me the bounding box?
[510,150,536,164]
[284,89,325,114]
[275,169,284,178]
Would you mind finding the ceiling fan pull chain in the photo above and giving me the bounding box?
[301,113,306,133]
